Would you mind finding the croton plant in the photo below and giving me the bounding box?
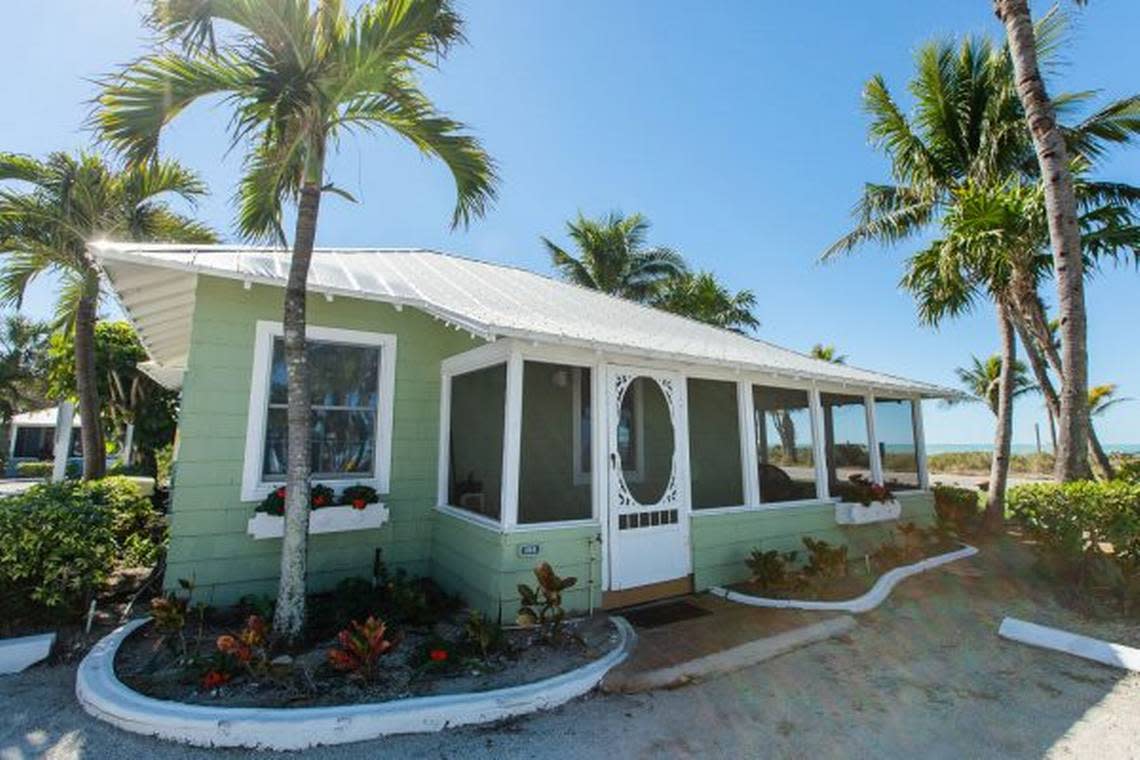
[255,483,376,515]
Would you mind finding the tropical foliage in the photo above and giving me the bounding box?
[809,343,846,364]
[97,0,497,641]
[0,315,50,424]
[954,354,1036,415]
[652,270,758,332]
[0,151,213,479]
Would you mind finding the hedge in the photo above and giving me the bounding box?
[0,476,166,618]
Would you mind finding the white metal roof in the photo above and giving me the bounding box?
[12,407,80,427]
[90,242,953,398]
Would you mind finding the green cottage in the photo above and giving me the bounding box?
[93,242,953,618]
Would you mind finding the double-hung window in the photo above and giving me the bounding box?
[241,321,397,501]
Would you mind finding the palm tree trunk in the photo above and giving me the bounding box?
[1012,285,1115,479]
[994,0,1091,482]
[74,282,105,480]
[986,304,1016,532]
[272,180,322,645]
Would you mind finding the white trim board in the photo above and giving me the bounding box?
[76,616,635,750]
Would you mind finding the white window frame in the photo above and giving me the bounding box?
[871,394,927,493]
[240,320,397,503]
[571,366,644,485]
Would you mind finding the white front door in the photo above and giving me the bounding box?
[605,365,691,590]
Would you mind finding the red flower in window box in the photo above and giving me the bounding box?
[340,484,380,509]
[429,648,448,662]
[351,498,367,510]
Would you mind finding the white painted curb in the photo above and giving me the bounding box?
[710,544,979,614]
[0,632,55,675]
[998,617,1140,672]
[76,616,635,750]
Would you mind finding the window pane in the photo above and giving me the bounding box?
[754,385,817,503]
[876,398,920,490]
[13,427,52,459]
[519,362,591,524]
[821,392,872,499]
[448,363,506,521]
[622,377,674,505]
[578,369,591,474]
[688,379,744,509]
[577,370,638,478]
[269,338,379,407]
[262,408,376,479]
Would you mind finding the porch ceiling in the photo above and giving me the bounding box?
[91,242,956,398]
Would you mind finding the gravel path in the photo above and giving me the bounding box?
[3,540,1138,759]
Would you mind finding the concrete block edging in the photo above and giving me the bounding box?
[709,544,979,613]
[76,615,635,750]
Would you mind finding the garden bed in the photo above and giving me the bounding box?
[114,610,619,709]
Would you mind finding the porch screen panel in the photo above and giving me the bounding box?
[518,362,591,524]
[12,427,53,459]
[874,398,921,490]
[820,392,873,499]
[687,379,744,509]
[448,363,506,520]
[753,385,817,502]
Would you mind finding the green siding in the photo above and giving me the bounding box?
[691,491,936,590]
[430,509,601,621]
[167,275,477,604]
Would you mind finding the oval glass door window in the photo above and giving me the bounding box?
[619,376,675,505]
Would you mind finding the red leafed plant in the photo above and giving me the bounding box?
[216,615,269,674]
[327,616,394,681]
[844,475,895,506]
[201,669,231,690]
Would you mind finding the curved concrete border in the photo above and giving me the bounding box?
[76,616,635,750]
[710,544,978,614]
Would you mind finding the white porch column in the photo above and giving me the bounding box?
[866,393,884,484]
[120,423,135,467]
[500,349,524,530]
[435,370,452,507]
[737,380,760,506]
[809,385,830,499]
[913,397,930,489]
[51,401,75,483]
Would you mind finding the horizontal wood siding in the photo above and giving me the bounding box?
[690,491,935,590]
[166,275,476,605]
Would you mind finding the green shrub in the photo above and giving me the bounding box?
[802,537,848,579]
[1008,481,1140,613]
[0,485,116,615]
[1115,458,1140,485]
[745,548,798,591]
[933,485,980,531]
[15,461,52,478]
[0,476,166,618]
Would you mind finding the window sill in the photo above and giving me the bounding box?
[246,503,389,540]
[434,504,503,532]
[691,498,836,517]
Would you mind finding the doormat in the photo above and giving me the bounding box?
[621,599,712,629]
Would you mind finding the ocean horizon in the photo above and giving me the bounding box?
[927,443,1140,455]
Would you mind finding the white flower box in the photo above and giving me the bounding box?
[834,499,901,525]
[0,632,55,674]
[247,503,389,540]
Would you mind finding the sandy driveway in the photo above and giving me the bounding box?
[2,538,1138,759]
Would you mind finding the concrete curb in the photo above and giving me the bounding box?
[709,544,979,614]
[76,616,635,750]
[0,632,55,675]
[602,616,855,693]
[998,617,1140,671]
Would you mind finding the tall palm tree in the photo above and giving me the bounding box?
[653,271,759,333]
[809,344,847,364]
[824,18,1140,482]
[543,212,687,302]
[993,0,1090,484]
[1088,383,1132,419]
[954,354,1037,415]
[0,151,213,479]
[97,0,497,642]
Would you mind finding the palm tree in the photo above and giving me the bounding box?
[653,271,759,333]
[809,344,846,364]
[993,0,1090,484]
[0,314,50,424]
[543,212,687,301]
[1088,383,1132,419]
[954,354,1037,415]
[0,151,213,479]
[824,19,1140,482]
[97,0,497,642]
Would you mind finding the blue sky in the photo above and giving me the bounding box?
[2,1,1137,446]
